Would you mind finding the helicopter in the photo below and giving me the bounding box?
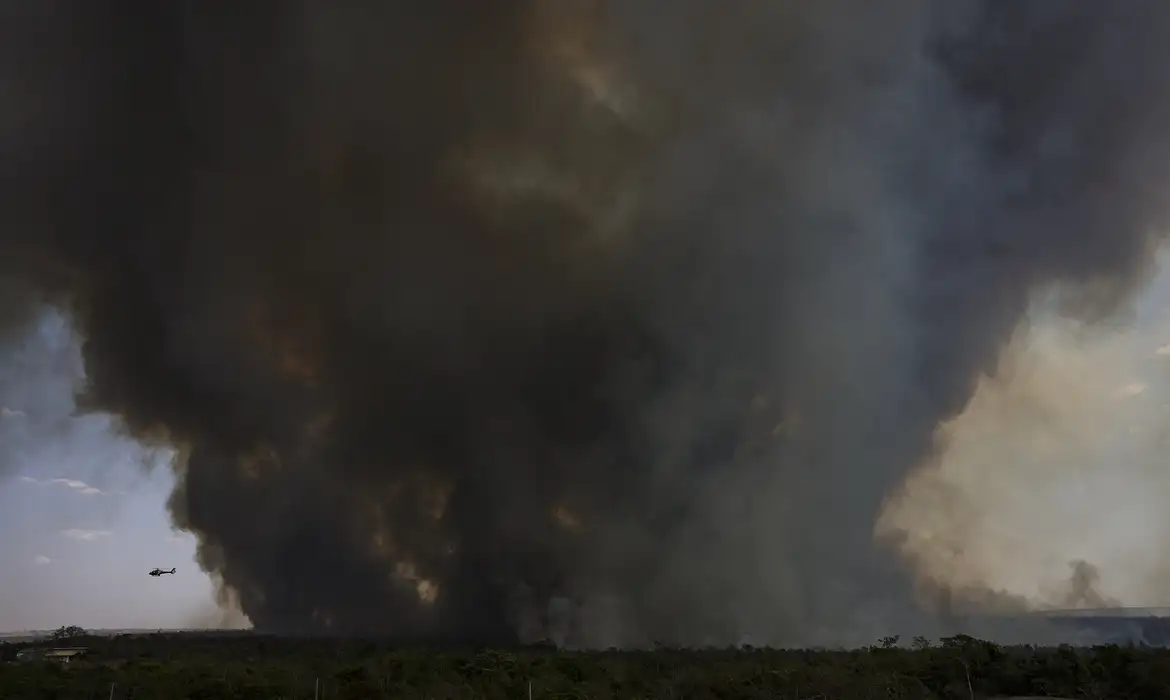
[148,567,176,577]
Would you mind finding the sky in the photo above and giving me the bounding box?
[0,311,228,632]
[4,256,1170,632]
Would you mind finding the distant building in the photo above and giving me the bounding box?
[17,647,89,664]
[45,647,88,663]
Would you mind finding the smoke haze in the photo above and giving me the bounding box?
[4,0,1170,646]
[882,306,1170,614]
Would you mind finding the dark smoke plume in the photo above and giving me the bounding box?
[3,0,1170,646]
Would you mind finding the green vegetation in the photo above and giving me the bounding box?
[1,631,1167,699]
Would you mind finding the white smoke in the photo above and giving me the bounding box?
[880,286,1170,611]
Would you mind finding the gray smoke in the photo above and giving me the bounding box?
[2,0,1170,646]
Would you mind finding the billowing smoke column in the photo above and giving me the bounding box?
[3,0,1170,646]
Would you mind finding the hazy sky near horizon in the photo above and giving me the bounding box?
[4,256,1170,631]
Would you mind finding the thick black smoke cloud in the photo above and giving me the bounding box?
[3,0,1170,645]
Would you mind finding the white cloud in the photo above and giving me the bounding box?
[60,529,112,541]
[50,478,89,490]
[0,407,25,418]
[21,477,106,495]
[33,555,51,566]
[1156,344,1170,357]
[1115,381,1147,399]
